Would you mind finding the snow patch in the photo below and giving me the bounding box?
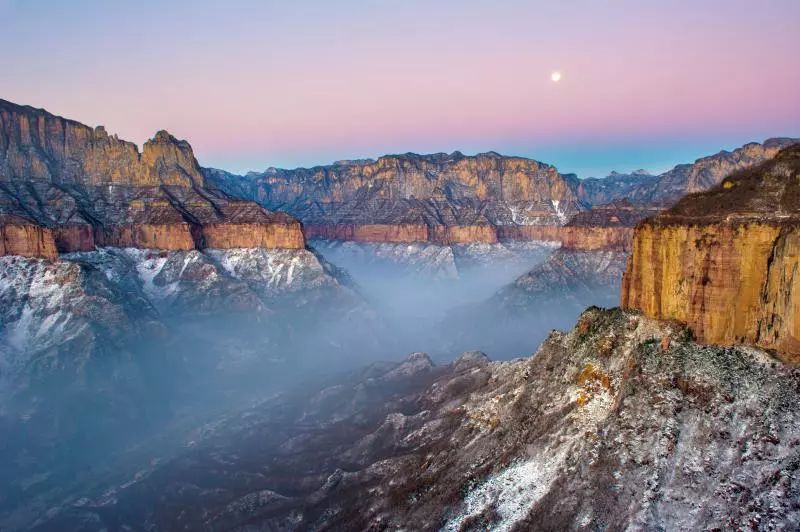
[443,447,568,531]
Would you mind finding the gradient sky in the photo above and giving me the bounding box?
[2,0,798,177]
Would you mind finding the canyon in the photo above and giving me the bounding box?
[2,96,800,531]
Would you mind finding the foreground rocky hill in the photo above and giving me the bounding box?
[36,308,800,531]
[623,144,800,362]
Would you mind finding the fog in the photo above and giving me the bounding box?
[308,240,586,361]
[1,241,622,528]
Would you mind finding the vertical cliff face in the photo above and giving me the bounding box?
[0,100,204,187]
[0,99,306,257]
[204,153,587,245]
[217,151,582,205]
[206,139,795,250]
[622,144,800,361]
[0,222,58,260]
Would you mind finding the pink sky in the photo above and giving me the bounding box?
[2,0,798,176]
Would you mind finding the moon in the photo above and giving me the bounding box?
[551,71,562,82]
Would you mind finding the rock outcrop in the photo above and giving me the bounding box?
[36,308,800,531]
[0,101,202,187]
[0,99,305,258]
[622,144,800,361]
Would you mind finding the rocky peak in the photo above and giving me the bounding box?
[453,350,490,370]
[0,99,203,187]
[381,351,435,380]
[0,99,306,258]
[141,129,204,187]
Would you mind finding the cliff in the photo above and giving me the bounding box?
[206,139,794,250]
[0,220,58,259]
[622,143,800,361]
[0,99,306,257]
[204,153,587,245]
[207,151,582,206]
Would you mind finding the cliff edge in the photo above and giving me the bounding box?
[622,143,800,361]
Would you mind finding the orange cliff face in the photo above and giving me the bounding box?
[0,99,306,258]
[497,225,634,251]
[0,222,58,260]
[621,144,800,362]
[0,100,203,187]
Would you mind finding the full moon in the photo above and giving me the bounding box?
[551,71,562,82]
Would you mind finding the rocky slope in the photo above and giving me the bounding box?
[0,245,372,528]
[0,99,305,257]
[443,247,629,357]
[622,144,800,362]
[35,308,800,531]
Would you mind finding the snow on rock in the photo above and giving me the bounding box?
[443,447,568,532]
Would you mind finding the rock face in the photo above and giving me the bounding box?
[0,101,202,187]
[206,151,581,208]
[204,153,586,246]
[0,99,305,258]
[37,308,800,531]
[622,144,800,361]
[0,222,58,259]
[205,139,795,250]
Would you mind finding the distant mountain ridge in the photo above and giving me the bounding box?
[205,137,798,248]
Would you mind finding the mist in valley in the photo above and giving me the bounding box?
[0,242,621,528]
[309,240,602,361]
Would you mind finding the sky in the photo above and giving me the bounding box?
[1,0,798,177]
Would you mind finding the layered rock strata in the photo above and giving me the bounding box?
[205,139,795,250]
[622,144,800,361]
[0,99,305,258]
